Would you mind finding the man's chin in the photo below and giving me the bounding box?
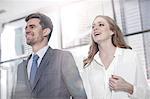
[26,42,32,45]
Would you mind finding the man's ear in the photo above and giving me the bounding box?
[43,28,51,37]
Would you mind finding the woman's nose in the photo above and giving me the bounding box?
[93,26,98,31]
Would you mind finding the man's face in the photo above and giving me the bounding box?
[25,18,44,46]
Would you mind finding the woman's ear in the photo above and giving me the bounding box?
[43,28,51,37]
[110,30,114,35]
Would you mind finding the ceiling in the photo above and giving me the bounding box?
[0,0,81,24]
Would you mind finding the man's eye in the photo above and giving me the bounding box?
[99,23,104,26]
[25,26,27,30]
[30,26,35,29]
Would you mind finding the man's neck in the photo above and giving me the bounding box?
[32,43,48,53]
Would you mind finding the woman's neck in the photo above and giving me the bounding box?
[97,41,116,69]
[98,40,116,55]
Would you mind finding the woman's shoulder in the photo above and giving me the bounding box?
[74,55,94,72]
[73,55,85,70]
[119,48,139,59]
[119,47,138,56]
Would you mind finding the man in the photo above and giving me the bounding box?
[12,13,87,99]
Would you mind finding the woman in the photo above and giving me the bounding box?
[81,15,148,99]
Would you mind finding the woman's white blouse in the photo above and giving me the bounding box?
[77,47,149,99]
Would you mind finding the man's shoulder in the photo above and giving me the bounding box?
[51,49,71,55]
[18,59,27,65]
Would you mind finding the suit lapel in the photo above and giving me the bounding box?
[31,47,54,90]
[24,55,33,91]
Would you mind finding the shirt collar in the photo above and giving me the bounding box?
[114,47,122,57]
[32,45,49,60]
[94,47,122,64]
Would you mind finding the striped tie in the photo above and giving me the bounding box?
[30,54,39,86]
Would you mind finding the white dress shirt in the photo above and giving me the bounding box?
[27,45,49,79]
[78,47,149,99]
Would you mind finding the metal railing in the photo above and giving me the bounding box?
[0,55,28,65]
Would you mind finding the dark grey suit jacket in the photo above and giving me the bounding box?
[12,47,87,99]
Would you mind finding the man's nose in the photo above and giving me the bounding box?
[25,27,30,33]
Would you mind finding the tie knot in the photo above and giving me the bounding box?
[33,54,39,61]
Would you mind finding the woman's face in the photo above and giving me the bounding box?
[91,17,114,44]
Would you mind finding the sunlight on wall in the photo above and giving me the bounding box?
[1,25,17,61]
[0,69,7,99]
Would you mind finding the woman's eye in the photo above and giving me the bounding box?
[92,23,104,29]
[99,23,104,26]
[92,26,94,29]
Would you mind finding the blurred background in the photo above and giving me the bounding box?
[0,0,150,99]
